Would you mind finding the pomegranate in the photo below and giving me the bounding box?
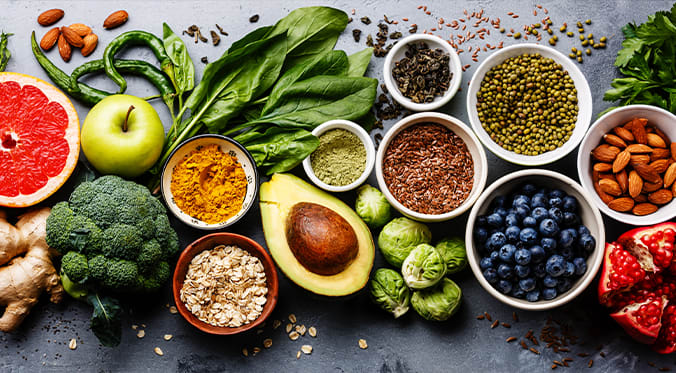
[598,222,676,353]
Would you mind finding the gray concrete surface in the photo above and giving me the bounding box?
[1,0,674,372]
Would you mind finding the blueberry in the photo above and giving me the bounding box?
[486,232,507,251]
[548,196,563,209]
[512,195,530,208]
[499,244,517,263]
[578,225,591,237]
[539,218,560,238]
[505,214,519,227]
[497,264,514,279]
[542,288,558,300]
[559,228,577,249]
[563,261,576,277]
[519,278,537,292]
[497,279,512,294]
[480,257,495,270]
[543,275,558,288]
[520,227,538,245]
[521,183,537,196]
[533,262,547,278]
[531,207,548,222]
[515,205,531,220]
[579,234,596,252]
[559,247,574,260]
[515,264,531,278]
[491,195,507,208]
[548,189,565,199]
[483,268,498,284]
[474,227,489,244]
[493,207,509,217]
[526,289,541,302]
[562,196,578,212]
[505,226,521,243]
[487,213,504,228]
[546,255,566,277]
[541,237,557,252]
[531,193,547,208]
[557,278,573,293]
[573,257,587,276]
[563,212,579,227]
[490,251,500,261]
[522,216,537,227]
[511,287,527,299]
[530,245,546,263]
[548,207,563,224]
[514,248,532,265]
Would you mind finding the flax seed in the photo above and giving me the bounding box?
[588,360,593,368]
[491,320,499,329]
[485,312,492,321]
[506,337,517,342]
[551,365,558,370]
[502,323,511,328]
[530,348,540,355]
[477,314,485,320]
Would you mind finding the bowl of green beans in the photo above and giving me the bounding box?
[466,44,592,166]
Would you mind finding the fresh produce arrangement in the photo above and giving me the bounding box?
[2,2,676,370]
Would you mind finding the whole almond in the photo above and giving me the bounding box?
[671,143,676,161]
[649,189,673,205]
[629,170,643,198]
[647,133,667,148]
[608,197,634,212]
[599,178,622,196]
[634,163,662,184]
[652,126,671,145]
[664,163,676,188]
[616,169,628,194]
[672,181,676,195]
[643,181,663,193]
[635,194,649,203]
[631,118,648,144]
[61,26,84,48]
[626,144,653,154]
[104,10,129,29]
[651,148,671,161]
[81,33,98,57]
[69,23,92,37]
[612,150,631,173]
[613,126,635,142]
[593,163,612,172]
[623,119,634,130]
[40,27,60,51]
[650,159,669,174]
[57,34,71,62]
[632,202,658,216]
[603,134,627,148]
[37,9,64,26]
[593,172,615,204]
[592,144,620,163]
[599,173,616,181]
[631,154,651,166]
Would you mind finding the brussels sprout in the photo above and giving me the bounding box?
[378,217,432,268]
[435,237,468,274]
[355,185,391,229]
[411,278,462,321]
[369,268,410,318]
[401,244,447,289]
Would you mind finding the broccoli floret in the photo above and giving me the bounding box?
[70,215,104,255]
[137,240,162,273]
[154,215,179,258]
[45,202,74,254]
[77,194,119,229]
[68,182,98,214]
[103,260,139,290]
[61,251,89,283]
[87,255,108,283]
[102,224,143,261]
[136,261,171,292]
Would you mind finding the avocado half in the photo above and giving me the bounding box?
[260,173,375,297]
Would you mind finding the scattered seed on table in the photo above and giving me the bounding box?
[578,353,589,357]
[289,332,300,341]
[252,347,261,356]
[520,340,528,350]
[502,323,511,328]
[242,348,248,357]
[551,364,558,370]
[513,312,519,322]
[154,347,163,356]
[359,339,368,349]
[600,352,606,358]
[137,330,145,339]
[169,306,178,314]
[301,345,313,354]
[308,327,317,338]
[491,320,499,329]
[200,57,208,64]
[553,361,563,367]
[530,348,540,355]
[249,14,259,23]
[296,351,301,359]
[485,312,492,321]
[588,360,593,368]
[164,334,172,341]
[215,24,228,36]
[263,339,272,349]
[286,324,293,333]
[477,314,485,320]
[273,320,281,329]
[68,339,76,350]
[659,367,671,372]
[289,314,297,323]
[563,358,573,363]
[506,337,517,343]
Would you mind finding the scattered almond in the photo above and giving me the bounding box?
[603,133,627,148]
[647,133,667,148]
[154,347,164,356]
[68,338,77,350]
[57,34,71,62]
[61,26,84,48]
[308,326,317,337]
[81,33,98,57]
[612,151,631,173]
[599,179,622,196]
[38,9,64,26]
[69,23,92,37]
[608,197,634,212]
[613,126,634,142]
[301,345,313,354]
[626,144,653,154]
[593,163,612,172]
[616,170,628,193]
[592,144,620,163]
[103,10,129,29]
[358,339,368,349]
[649,189,673,205]
[163,334,172,341]
[296,351,301,359]
[40,27,60,51]
[629,170,643,198]
[633,203,658,216]
[664,163,676,188]
[263,338,272,349]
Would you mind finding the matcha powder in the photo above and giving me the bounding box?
[310,129,366,186]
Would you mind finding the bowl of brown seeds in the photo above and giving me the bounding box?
[375,112,488,222]
[383,34,462,112]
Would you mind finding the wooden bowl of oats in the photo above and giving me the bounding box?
[172,233,279,335]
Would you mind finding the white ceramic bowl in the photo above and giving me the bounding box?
[466,169,606,310]
[161,134,259,230]
[302,119,375,193]
[577,104,676,225]
[383,34,462,111]
[375,112,487,222]
[466,43,593,166]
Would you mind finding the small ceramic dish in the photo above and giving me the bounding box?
[302,119,375,193]
[466,43,593,166]
[383,34,462,111]
[375,112,487,222]
[161,134,259,230]
[465,169,605,311]
[577,104,676,225]
[172,233,279,335]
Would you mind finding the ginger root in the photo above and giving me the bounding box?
[0,207,63,332]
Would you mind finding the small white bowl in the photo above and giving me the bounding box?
[466,169,606,310]
[375,112,487,222]
[302,119,375,193]
[577,104,676,225]
[466,43,593,166]
[161,134,259,230]
[383,34,462,111]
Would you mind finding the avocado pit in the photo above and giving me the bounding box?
[285,202,358,276]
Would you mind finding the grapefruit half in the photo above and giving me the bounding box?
[0,72,80,207]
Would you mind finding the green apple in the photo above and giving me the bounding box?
[82,95,165,178]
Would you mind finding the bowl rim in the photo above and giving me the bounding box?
[576,104,676,225]
[375,111,488,222]
[172,232,279,335]
[301,119,376,192]
[382,33,463,111]
[161,133,260,230]
[466,43,593,166]
[465,169,606,310]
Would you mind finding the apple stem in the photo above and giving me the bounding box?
[123,105,135,132]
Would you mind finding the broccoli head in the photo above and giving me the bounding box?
[46,202,75,254]
[103,224,143,261]
[61,251,89,283]
[103,260,139,290]
[137,240,162,273]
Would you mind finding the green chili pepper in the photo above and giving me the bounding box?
[97,30,173,94]
[1,32,13,72]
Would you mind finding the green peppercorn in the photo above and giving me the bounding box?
[585,19,592,25]
[513,32,521,39]
[600,36,607,42]
[560,25,567,32]
[586,49,591,55]
[532,29,539,36]
[566,31,574,37]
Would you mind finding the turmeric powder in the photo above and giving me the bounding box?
[170,144,247,224]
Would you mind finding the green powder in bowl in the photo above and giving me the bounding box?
[310,129,366,186]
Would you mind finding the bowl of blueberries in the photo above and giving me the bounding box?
[465,169,605,310]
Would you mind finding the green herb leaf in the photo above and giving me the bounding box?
[162,23,195,94]
[236,127,319,174]
[87,293,122,347]
[346,48,373,77]
[0,32,12,72]
[615,37,644,67]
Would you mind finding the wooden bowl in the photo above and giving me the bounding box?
[172,233,279,335]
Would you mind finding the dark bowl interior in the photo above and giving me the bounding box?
[172,233,279,335]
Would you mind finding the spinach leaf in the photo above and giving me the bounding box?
[236,127,319,174]
[228,26,274,54]
[88,293,122,347]
[162,23,195,94]
[346,48,373,77]
[0,32,11,72]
